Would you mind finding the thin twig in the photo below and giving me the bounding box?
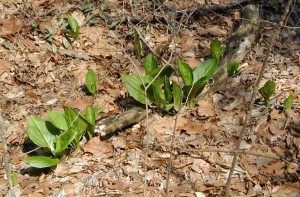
[225,0,293,196]
[0,112,16,197]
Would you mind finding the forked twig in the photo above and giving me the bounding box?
[225,0,293,196]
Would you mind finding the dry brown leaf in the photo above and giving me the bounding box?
[83,137,113,158]
[0,19,23,36]
[0,59,11,76]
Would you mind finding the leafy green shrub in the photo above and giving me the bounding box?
[122,39,225,110]
[24,106,101,168]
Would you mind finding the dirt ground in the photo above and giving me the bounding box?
[0,0,300,196]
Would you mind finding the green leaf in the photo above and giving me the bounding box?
[99,14,107,21]
[67,15,79,38]
[227,61,239,76]
[258,80,276,107]
[148,81,166,109]
[193,58,217,83]
[109,21,119,29]
[53,128,77,155]
[24,156,60,168]
[122,74,146,104]
[284,94,293,110]
[85,69,98,95]
[64,106,89,139]
[48,111,69,131]
[210,39,225,60]
[178,60,193,86]
[85,105,96,125]
[146,65,173,84]
[173,82,182,108]
[11,172,17,186]
[2,41,12,49]
[134,32,142,60]
[164,76,173,103]
[93,106,102,117]
[144,53,158,75]
[27,116,58,151]
[100,3,106,11]
[62,37,70,49]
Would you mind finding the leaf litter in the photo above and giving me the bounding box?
[0,0,300,196]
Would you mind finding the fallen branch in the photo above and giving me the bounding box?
[95,107,147,140]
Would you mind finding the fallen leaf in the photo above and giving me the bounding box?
[83,137,113,158]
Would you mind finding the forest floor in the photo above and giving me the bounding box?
[0,0,300,196]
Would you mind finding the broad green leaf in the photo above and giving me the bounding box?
[93,106,102,116]
[173,82,182,107]
[53,128,77,155]
[27,116,58,151]
[258,80,276,107]
[146,65,173,84]
[284,94,293,110]
[122,74,146,104]
[227,61,239,76]
[85,69,98,95]
[193,58,217,83]
[67,15,79,37]
[148,81,166,111]
[164,76,173,103]
[64,106,88,140]
[165,103,174,111]
[185,77,207,102]
[210,39,225,60]
[178,60,193,86]
[134,32,142,60]
[144,53,158,75]
[24,156,60,168]
[48,111,69,131]
[85,105,96,125]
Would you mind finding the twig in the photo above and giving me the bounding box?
[225,0,293,196]
[0,112,16,197]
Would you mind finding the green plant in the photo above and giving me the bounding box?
[24,105,101,168]
[85,69,98,95]
[227,61,239,76]
[122,53,175,112]
[44,25,54,43]
[122,39,225,111]
[258,80,276,107]
[177,39,225,108]
[284,94,293,110]
[66,15,80,40]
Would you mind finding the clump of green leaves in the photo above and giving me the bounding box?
[85,69,98,95]
[259,80,276,107]
[24,106,101,168]
[122,53,174,113]
[66,15,80,40]
[122,39,225,111]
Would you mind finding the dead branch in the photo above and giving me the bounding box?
[225,0,294,196]
[95,107,147,140]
